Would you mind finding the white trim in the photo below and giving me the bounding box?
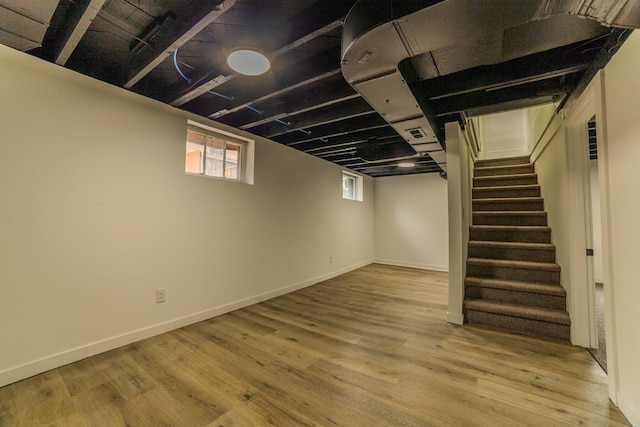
[374,259,448,272]
[564,81,597,348]
[617,392,640,427]
[595,70,620,404]
[447,312,464,325]
[0,259,373,388]
[446,122,466,328]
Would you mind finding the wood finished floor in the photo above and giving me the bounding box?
[0,264,630,426]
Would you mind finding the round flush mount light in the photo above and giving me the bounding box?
[398,161,415,168]
[226,48,271,76]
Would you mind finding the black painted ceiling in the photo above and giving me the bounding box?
[0,0,632,177]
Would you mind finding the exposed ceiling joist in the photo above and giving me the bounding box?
[432,77,577,117]
[53,0,106,65]
[275,115,389,146]
[123,0,234,89]
[208,47,343,119]
[259,97,374,138]
[293,127,400,152]
[169,2,351,107]
[423,46,593,101]
[235,79,359,130]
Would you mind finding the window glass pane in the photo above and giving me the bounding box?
[225,142,240,179]
[185,131,205,174]
[205,136,225,177]
[343,174,355,199]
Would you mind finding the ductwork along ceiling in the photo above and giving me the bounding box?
[0,0,638,177]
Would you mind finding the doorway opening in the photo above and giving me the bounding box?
[586,115,607,373]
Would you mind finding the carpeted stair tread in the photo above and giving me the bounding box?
[472,211,547,217]
[464,299,571,325]
[475,156,531,168]
[470,225,551,232]
[467,257,560,272]
[465,276,566,296]
[473,184,540,196]
[472,197,544,203]
[472,211,548,226]
[474,173,537,182]
[468,240,555,251]
[466,155,569,340]
[475,166,534,178]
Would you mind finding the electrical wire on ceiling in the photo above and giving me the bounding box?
[172,48,317,139]
[172,48,232,100]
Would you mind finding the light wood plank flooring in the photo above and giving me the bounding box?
[0,264,630,426]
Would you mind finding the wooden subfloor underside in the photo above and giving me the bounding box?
[0,264,629,426]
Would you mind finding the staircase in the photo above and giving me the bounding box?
[463,156,571,341]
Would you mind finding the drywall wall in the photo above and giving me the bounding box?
[478,109,529,159]
[445,122,468,325]
[531,115,576,331]
[602,30,640,426]
[526,103,556,155]
[0,44,375,387]
[374,173,448,271]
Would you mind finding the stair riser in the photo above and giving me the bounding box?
[465,286,566,309]
[466,264,560,284]
[473,200,544,211]
[473,214,547,226]
[468,246,556,262]
[474,165,534,177]
[475,157,530,168]
[465,310,570,340]
[472,188,541,199]
[469,229,551,243]
[474,176,538,187]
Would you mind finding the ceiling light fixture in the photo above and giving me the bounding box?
[226,48,271,76]
[398,161,415,168]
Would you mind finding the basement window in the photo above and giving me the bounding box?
[342,171,363,201]
[185,121,253,183]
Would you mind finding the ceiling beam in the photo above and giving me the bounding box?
[208,47,343,119]
[422,45,593,101]
[306,135,404,155]
[274,114,389,146]
[293,127,400,152]
[54,0,107,65]
[169,1,354,107]
[226,79,359,130]
[123,0,234,89]
[257,98,375,138]
[432,76,579,117]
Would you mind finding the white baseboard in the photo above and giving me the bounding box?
[374,259,449,272]
[617,391,640,427]
[0,259,373,388]
[447,312,464,325]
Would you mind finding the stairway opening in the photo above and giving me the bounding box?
[463,156,571,340]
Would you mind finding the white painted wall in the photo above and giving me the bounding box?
[478,109,529,159]
[530,114,575,316]
[601,30,640,426]
[445,122,470,325]
[374,173,448,271]
[526,103,556,154]
[0,45,375,387]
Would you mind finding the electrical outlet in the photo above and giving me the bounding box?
[329,255,333,263]
[156,288,166,304]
